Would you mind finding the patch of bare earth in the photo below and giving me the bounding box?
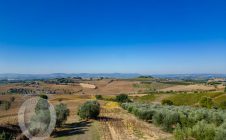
[96,80,140,95]
[79,83,96,89]
[98,101,172,140]
[49,96,100,140]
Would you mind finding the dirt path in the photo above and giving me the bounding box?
[98,101,172,140]
[51,121,100,140]
[49,97,101,140]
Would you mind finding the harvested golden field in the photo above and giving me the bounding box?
[160,84,216,92]
[95,80,141,95]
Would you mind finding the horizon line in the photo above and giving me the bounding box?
[0,73,226,75]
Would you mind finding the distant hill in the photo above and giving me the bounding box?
[0,73,225,81]
[152,74,226,80]
[0,73,141,80]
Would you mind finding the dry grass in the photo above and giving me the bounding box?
[0,95,31,125]
[160,84,216,92]
[80,83,96,89]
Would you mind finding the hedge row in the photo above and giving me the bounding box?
[121,103,226,140]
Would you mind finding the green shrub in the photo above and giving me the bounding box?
[179,112,196,128]
[137,109,155,121]
[161,99,174,105]
[0,131,13,140]
[35,98,49,113]
[30,98,51,136]
[55,103,70,127]
[174,124,191,140]
[219,101,226,109]
[78,100,100,119]
[29,110,51,136]
[39,94,48,100]
[153,111,164,126]
[121,102,226,139]
[190,121,216,140]
[199,96,214,108]
[224,87,226,93]
[215,122,226,140]
[95,95,103,100]
[210,113,224,126]
[162,111,180,132]
[115,94,131,103]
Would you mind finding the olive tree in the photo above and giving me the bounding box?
[39,94,48,100]
[77,100,100,119]
[30,98,50,136]
[55,103,70,127]
[116,94,131,103]
[161,99,174,105]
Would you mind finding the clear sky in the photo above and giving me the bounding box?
[0,0,225,74]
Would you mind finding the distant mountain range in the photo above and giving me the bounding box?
[152,74,226,80]
[0,73,225,81]
[0,73,142,80]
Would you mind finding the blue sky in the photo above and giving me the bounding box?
[0,0,225,74]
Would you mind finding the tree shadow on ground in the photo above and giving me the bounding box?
[52,121,92,138]
[97,116,122,122]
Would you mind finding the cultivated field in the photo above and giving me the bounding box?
[0,77,226,140]
[160,84,216,92]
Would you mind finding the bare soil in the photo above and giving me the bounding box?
[160,84,215,92]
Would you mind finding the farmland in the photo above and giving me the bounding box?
[0,77,226,140]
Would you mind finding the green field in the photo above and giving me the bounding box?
[132,94,156,103]
[164,92,224,106]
